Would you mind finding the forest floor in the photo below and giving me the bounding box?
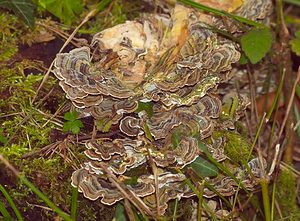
[0,0,300,221]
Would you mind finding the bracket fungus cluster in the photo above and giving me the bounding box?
[54,0,272,216]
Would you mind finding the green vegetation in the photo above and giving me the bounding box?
[212,131,250,165]
[63,111,83,134]
[0,0,299,220]
[274,169,300,220]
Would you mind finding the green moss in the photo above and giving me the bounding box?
[1,144,29,159]
[0,13,20,62]
[213,130,250,165]
[0,61,58,149]
[275,169,300,220]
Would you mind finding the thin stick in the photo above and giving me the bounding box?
[32,9,100,103]
[274,67,300,145]
[97,163,155,219]
[0,155,73,221]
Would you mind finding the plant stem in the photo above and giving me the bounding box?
[70,187,78,221]
[0,200,13,220]
[0,184,23,221]
[172,198,178,221]
[260,178,271,221]
[0,154,73,221]
[178,0,266,28]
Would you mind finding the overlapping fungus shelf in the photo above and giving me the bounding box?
[53,0,272,216]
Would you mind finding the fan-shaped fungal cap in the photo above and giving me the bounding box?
[52,0,272,215]
[71,167,155,205]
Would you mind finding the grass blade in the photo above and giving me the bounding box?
[172,198,178,221]
[178,0,266,28]
[261,178,271,221]
[0,200,12,220]
[18,175,72,221]
[0,184,23,221]
[70,187,78,221]
[284,0,300,6]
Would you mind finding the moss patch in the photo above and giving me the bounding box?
[212,130,250,165]
[275,169,300,220]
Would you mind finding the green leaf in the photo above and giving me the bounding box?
[63,119,83,135]
[241,28,272,64]
[0,128,8,144]
[198,142,209,154]
[135,101,154,118]
[186,156,218,177]
[64,111,79,121]
[290,29,300,56]
[239,53,249,65]
[0,0,35,27]
[114,203,127,221]
[38,0,83,25]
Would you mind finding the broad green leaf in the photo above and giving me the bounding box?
[38,0,83,25]
[241,28,272,64]
[0,0,35,27]
[114,203,127,221]
[64,111,79,121]
[135,101,154,118]
[186,156,218,177]
[62,121,73,132]
[290,30,300,56]
[198,142,209,154]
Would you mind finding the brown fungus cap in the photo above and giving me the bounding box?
[54,0,273,214]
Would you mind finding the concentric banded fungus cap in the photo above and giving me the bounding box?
[71,167,155,205]
[140,172,195,214]
[84,138,146,174]
[146,95,221,139]
[52,0,273,215]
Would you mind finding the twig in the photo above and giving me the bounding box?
[97,163,155,219]
[21,130,121,159]
[32,9,100,103]
[274,67,300,146]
